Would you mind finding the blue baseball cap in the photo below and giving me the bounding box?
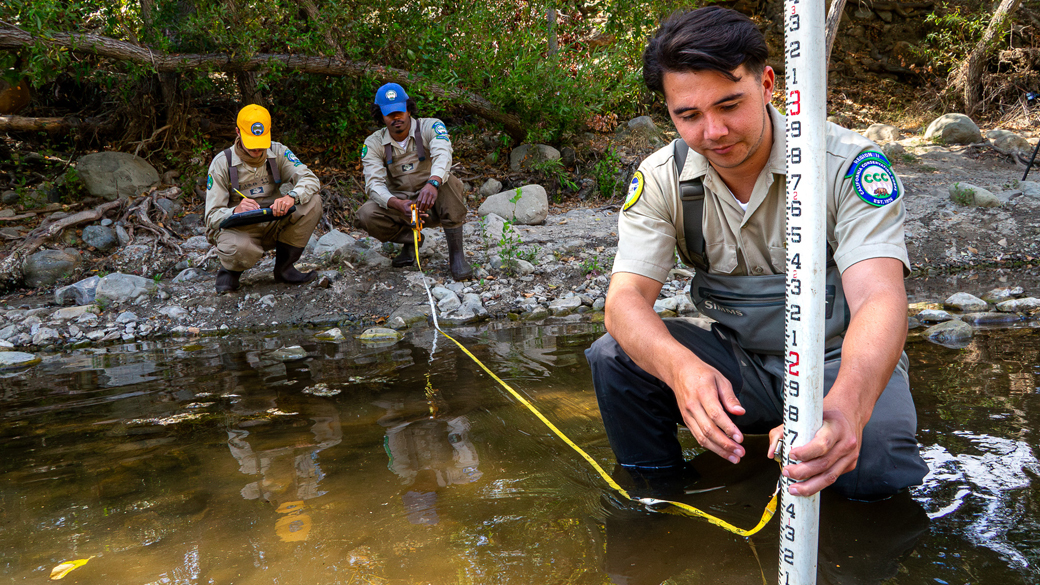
[374,83,409,116]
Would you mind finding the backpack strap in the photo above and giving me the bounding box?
[674,140,708,270]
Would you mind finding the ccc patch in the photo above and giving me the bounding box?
[207,174,213,189]
[623,171,644,212]
[847,151,900,206]
[361,145,368,158]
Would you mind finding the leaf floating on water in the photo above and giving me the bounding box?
[50,556,95,580]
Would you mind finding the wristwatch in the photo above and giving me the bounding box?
[288,190,301,205]
[426,179,441,188]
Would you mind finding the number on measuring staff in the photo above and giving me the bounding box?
[789,225,801,243]
[790,147,802,164]
[788,405,799,422]
[790,120,801,138]
[790,253,801,270]
[790,173,802,190]
[789,90,801,115]
[789,13,800,31]
[784,525,796,541]
[788,351,800,375]
[782,548,795,565]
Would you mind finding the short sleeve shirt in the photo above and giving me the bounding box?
[613,104,909,283]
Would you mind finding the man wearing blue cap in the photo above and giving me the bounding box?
[356,83,473,280]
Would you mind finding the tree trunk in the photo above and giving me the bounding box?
[824,0,848,67]
[960,0,1023,116]
[0,24,525,141]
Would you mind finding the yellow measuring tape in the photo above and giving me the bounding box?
[407,219,777,537]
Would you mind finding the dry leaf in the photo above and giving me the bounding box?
[51,557,95,580]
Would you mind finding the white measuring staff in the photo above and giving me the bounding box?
[780,0,826,583]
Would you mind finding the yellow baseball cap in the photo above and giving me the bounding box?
[237,104,272,150]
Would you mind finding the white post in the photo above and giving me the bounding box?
[780,0,827,583]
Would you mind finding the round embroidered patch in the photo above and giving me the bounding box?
[250,122,265,136]
[623,171,644,211]
[385,89,397,101]
[854,161,899,206]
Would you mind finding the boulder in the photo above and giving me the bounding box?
[509,144,561,172]
[864,124,901,143]
[95,273,158,305]
[82,225,119,251]
[313,230,367,263]
[987,129,1032,156]
[923,319,974,345]
[478,185,549,225]
[943,292,988,312]
[479,178,503,199]
[949,182,1000,207]
[0,351,41,371]
[23,249,81,288]
[924,113,982,145]
[77,152,160,200]
[55,275,100,305]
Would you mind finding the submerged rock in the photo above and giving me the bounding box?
[0,351,41,370]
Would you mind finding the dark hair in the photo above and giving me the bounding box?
[643,6,768,94]
[370,97,419,125]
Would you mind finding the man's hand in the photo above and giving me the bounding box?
[234,198,259,213]
[415,180,439,211]
[672,359,747,463]
[389,197,428,225]
[766,401,864,496]
[271,195,295,216]
[605,271,747,464]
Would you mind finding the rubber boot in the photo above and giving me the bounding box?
[392,231,422,268]
[444,226,473,281]
[215,268,242,293]
[273,242,316,284]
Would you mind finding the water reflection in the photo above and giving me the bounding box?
[0,324,1039,583]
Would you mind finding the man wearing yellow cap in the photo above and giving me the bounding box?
[204,104,323,292]
[356,83,473,281]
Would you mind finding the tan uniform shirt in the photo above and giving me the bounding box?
[204,141,321,233]
[614,104,909,283]
[361,118,453,208]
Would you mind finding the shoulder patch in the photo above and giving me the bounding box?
[207,174,213,189]
[848,151,900,206]
[284,148,302,167]
[361,144,368,158]
[432,121,448,137]
[623,171,645,212]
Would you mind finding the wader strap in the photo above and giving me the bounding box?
[224,148,238,192]
[223,148,281,191]
[674,140,708,270]
[414,124,426,162]
[382,125,427,167]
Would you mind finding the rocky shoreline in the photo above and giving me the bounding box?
[2,114,1040,364]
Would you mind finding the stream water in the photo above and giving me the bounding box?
[1,321,1039,584]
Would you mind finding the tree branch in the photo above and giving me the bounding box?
[0,24,526,141]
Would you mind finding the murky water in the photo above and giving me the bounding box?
[1,322,1039,584]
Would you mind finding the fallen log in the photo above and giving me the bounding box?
[0,24,525,142]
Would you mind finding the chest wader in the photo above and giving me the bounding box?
[383,125,473,280]
[673,140,850,355]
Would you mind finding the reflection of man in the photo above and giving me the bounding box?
[586,7,927,501]
[205,104,322,292]
[226,403,341,541]
[376,396,482,525]
[356,83,474,280]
